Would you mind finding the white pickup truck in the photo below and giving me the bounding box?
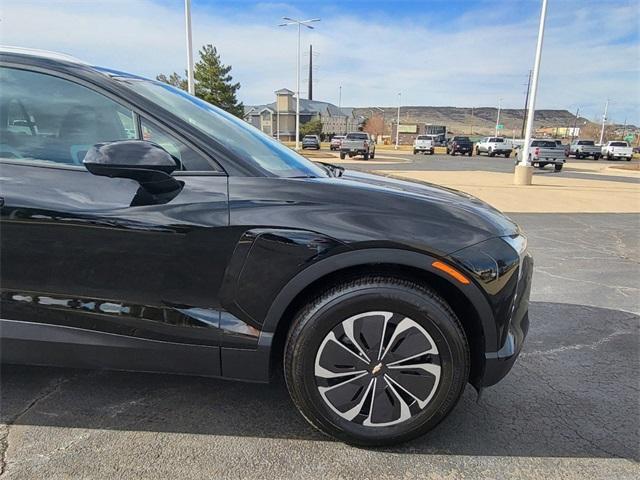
[522,139,566,171]
[413,135,434,155]
[568,140,601,159]
[475,137,513,157]
[601,141,633,161]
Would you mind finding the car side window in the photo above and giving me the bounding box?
[0,67,134,165]
[140,119,215,171]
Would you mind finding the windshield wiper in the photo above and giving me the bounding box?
[315,161,345,178]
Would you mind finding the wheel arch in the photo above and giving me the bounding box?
[260,248,495,388]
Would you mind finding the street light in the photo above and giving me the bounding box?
[279,17,320,150]
[395,92,401,150]
[599,99,609,145]
[184,0,195,95]
[515,0,548,186]
[495,97,502,137]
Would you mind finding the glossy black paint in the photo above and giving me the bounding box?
[0,52,531,389]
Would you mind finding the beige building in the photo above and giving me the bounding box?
[244,88,359,140]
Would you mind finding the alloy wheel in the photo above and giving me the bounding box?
[314,311,441,427]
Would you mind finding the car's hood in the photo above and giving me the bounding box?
[337,169,519,238]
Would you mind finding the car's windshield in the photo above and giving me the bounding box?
[489,137,503,143]
[111,73,326,178]
[303,135,317,140]
[610,142,628,147]
[577,140,594,145]
[531,140,557,147]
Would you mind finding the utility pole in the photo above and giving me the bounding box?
[622,117,627,139]
[495,98,502,137]
[521,70,532,138]
[515,0,548,186]
[470,107,474,135]
[571,108,579,142]
[308,45,313,100]
[395,92,401,150]
[184,0,195,95]
[599,99,609,145]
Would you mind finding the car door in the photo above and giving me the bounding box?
[0,66,229,375]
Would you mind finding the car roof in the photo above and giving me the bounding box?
[0,45,87,65]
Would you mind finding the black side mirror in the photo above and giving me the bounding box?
[83,140,182,194]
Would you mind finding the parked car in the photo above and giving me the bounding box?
[413,135,434,155]
[302,134,320,150]
[446,136,473,156]
[527,139,566,171]
[339,132,375,160]
[568,140,601,160]
[330,135,344,151]
[0,48,532,447]
[475,137,512,157]
[601,141,633,161]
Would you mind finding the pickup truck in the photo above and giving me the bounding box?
[446,136,473,156]
[413,135,434,155]
[601,141,633,161]
[329,135,344,151]
[525,139,566,171]
[568,140,601,160]
[339,132,375,160]
[475,137,512,157]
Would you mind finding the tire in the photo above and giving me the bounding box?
[627,157,632,162]
[554,164,563,172]
[536,163,546,169]
[284,275,469,447]
[575,153,581,159]
[489,149,495,157]
[339,152,346,160]
[607,153,612,161]
[505,152,511,158]
[363,152,370,161]
[467,150,472,156]
[413,149,417,155]
[475,147,480,156]
[370,150,375,159]
[593,154,600,161]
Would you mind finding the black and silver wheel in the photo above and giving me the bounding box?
[284,276,469,446]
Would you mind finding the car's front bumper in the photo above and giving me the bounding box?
[482,252,533,386]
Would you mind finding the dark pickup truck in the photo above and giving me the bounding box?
[447,136,473,156]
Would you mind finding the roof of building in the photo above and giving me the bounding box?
[245,95,353,119]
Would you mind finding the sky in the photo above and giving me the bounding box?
[2,0,639,125]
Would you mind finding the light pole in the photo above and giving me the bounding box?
[599,99,609,145]
[495,98,502,137]
[184,0,195,95]
[571,107,579,142]
[395,92,401,150]
[515,0,548,186]
[279,17,320,150]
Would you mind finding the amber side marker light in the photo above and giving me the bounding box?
[432,261,470,285]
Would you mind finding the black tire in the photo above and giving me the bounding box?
[505,152,511,158]
[489,149,495,157]
[593,154,600,160]
[554,164,563,172]
[370,150,375,159]
[475,147,480,156]
[284,275,469,447]
[339,152,346,160]
[607,153,612,161]
[575,152,582,159]
[413,149,418,155]
[363,152,370,161]
[536,163,546,169]
[627,157,632,162]
[467,150,472,156]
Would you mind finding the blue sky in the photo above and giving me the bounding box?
[2,0,639,124]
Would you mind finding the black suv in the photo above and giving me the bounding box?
[0,49,532,446]
[447,136,474,156]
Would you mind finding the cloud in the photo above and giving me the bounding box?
[1,0,639,124]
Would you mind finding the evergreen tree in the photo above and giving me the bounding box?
[156,72,187,90]
[156,44,244,118]
[194,44,244,118]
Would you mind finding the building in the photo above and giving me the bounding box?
[244,89,359,140]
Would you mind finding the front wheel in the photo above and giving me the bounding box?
[284,276,469,447]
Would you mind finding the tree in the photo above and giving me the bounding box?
[156,72,187,90]
[300,119,323,138]
[194,44,244,118]
[156,44,244,118]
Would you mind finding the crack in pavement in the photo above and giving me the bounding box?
[0,374,78,477]
[521,329,637,358]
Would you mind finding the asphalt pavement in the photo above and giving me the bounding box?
[1,154,639,479]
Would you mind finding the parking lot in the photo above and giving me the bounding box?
[1,153,639,479]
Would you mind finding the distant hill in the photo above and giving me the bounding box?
[351,106,601,136]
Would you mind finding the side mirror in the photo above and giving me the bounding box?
[83,140,182,194]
